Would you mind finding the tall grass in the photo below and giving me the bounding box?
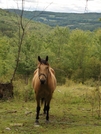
[13,78,35,102]
[1,79,101,133]
[13,78,101,118]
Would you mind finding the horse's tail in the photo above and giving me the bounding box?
[41,98,45,106]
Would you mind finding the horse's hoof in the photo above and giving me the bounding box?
[34,121,40,127]
[45,120,50,124]
[35,120,39,124]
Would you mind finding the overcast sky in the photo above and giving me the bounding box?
[0,0,101,13]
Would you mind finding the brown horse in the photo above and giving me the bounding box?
[32,56,57,124]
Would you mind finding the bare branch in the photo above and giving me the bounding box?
[10,0,53,82]
[10,0,25,83]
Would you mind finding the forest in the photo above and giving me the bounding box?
[0,8,101,85]
[7,9,101,31]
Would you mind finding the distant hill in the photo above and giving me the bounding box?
[0,8,51,37]
[5,9,101,31]
[0,8,17,37]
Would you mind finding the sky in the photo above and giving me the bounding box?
[0,0,101,13]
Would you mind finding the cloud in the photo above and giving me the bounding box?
[0,0,101,13]
[87,0,101,12]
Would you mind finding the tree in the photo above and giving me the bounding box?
[0,0,32,99]
[17,32,42,83]
[46,26,70,84]
[65,29,92,82]
[0,37,15,80]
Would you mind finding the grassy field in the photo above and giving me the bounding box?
[0,83,101,134]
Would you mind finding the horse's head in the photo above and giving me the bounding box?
[38,56,49,85]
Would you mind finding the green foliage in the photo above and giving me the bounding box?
[0,37,15,78]
[0,9,101,84]
[45,27,70,83]
[0,9,17,37]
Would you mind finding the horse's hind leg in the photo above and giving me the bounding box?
[43,101,47,114]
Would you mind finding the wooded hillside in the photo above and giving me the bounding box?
[0,8,101,85]
[6,9,101,31]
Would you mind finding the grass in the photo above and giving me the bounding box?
[1,83,101,134]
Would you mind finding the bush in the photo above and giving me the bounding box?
[13,79,35,101]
